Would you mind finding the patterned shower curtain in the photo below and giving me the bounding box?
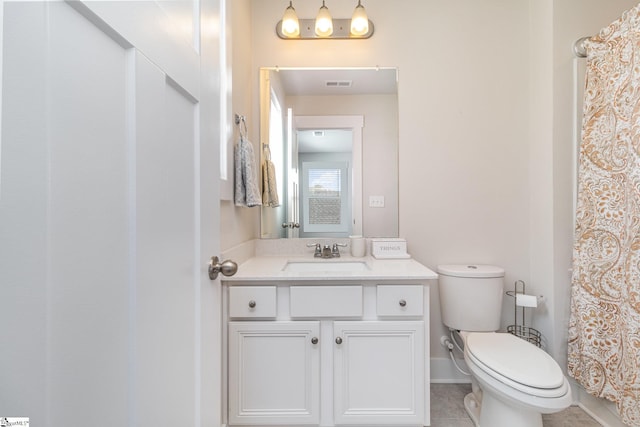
[568,4,640,426]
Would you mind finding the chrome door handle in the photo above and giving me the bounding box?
[399,299,407,307]
[208,256,238,280]
[335,337,343,345]
[311,337,319,345]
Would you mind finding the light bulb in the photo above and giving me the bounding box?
[350,1,369,36]
[281,1,300,37]
[315,1,333,37]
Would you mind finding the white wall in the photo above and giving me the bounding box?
[226,0,639,389]
[221,0,260,250]
[247,0,531,362]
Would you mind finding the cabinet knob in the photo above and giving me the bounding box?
[399,299,407,307]
[335,337,343,345]
[311,337,319,345]
[248,300,256,308]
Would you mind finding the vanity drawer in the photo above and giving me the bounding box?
[229,286,277,319]
[377,285,423,316]
[290,286,363,318]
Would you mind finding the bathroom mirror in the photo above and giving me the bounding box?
[260,67,399,239]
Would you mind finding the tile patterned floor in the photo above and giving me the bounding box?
[430,383,603,427]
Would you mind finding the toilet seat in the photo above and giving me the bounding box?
[465,332,568,398]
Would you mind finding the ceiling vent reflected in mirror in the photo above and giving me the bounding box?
[325,80,352,88]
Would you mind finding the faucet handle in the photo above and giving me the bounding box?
[331,243,348,257]
[306,243,322,257]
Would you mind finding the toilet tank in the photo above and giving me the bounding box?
[437,264,505,332]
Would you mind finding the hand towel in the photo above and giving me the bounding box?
[234,137,262,207]
[262,159,280,207]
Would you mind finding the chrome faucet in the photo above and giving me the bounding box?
[322,245,333,258]
[307,242,347,258]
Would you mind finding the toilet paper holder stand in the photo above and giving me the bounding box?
[506,280,542,347]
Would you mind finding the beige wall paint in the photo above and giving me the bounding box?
[245,0,531,361]
[223,0,639,388]
[221,0,260,249]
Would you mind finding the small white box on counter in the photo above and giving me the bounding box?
[371,238,410,259]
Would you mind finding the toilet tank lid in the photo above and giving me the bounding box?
[437,264,505,278]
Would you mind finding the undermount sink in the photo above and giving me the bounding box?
[283,260,370,273]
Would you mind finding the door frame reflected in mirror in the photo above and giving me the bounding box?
[294,115,363,238]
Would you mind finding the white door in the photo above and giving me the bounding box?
[333,321,425,425]
[0,1,221,426]
[228,321,321,425]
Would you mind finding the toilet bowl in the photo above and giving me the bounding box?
[437,265,572,427]
[461,331,572,427]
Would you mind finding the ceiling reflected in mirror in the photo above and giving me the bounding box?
[298,129,352,153]
[277,68,397,96]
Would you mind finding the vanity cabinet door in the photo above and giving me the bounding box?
[333,321,425,425]
[228,321,320,426]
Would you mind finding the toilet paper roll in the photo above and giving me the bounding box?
[516,294,538,308]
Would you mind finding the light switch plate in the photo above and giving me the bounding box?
[369,195,385,208]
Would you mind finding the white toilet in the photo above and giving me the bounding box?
[437,264,572,427]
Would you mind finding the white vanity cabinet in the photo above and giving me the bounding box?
[333,320,425,425]
[228,321,321,425]
[223,283,430,427]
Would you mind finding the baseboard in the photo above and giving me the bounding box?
[430,357,471,384]
[574,383,626,427]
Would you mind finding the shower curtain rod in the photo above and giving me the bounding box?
[573,36,590,58]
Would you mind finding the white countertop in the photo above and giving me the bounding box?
[222,255,438,283]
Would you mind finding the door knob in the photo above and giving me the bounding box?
[311,337,319,344]
[335,337,343,345]
[208,256,238,280]
[282,222,301,229]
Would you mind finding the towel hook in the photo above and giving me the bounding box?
[234,113,248,140]
[262,143,272,160]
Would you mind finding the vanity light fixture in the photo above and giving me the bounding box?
[276,0,374,40]
[350,0,369,36]
[315,1,333,37]
[281,1,300,38]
